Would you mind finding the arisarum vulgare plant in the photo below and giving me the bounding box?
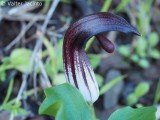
[63,12,140,103]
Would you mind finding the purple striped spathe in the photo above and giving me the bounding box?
[63,12,140,103]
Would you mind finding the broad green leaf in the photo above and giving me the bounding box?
[148,32,159,47]
[89,54,101,69]
[134,82,150,97]
[99,75,126,95]
[39,83,92,120]
[108,106,157,120]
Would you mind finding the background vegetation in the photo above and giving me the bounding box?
[0,0,159,120]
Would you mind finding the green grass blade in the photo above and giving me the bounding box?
[101,0,112,12]
[2,79,14,106]
[99,75,126,95]
[154,79,160,104]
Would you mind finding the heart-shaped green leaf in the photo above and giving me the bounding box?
[39,83,92,120]
[108,106,157,120]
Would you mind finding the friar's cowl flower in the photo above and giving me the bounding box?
[63,12,140,103]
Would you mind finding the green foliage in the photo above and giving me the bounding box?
[0,0,9,6]
[89,104,98,120]
[56,40,64,71]
[2,79,14,106]
[39,83,92,120]
[150,49,160,59]
[127,94,138,106]
[117,0,159,69]
[138,59,150,69]
[54,73,66,85]
[9,48,32,72]
[154,79,160,104]
[2,102,28,116]
[137,0,153,35]
[43,37,57,82]
[130,54,139,63]
[95,73,103,87]
[148,32,159,47]
[43,37,57,70]
[0,69,6,82]
[148,32,160,59]
[99,75,126,95]
[88,54,101,69]
[115,0,131,12]
[118,32,160,69]
[118,45,131,57]
[134,82,150,97]
[127,82,150,105]
[0,79,28,116]
[42,0,51,13]
[1,1,158,119]
[135,1,159,65]
[136,37,147,57]
[85,37,95,51]
[101,0,112,12]
[0,48,32,81]
[43,38,64,84]
[108,106,157,120]
[135,32,160,60]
